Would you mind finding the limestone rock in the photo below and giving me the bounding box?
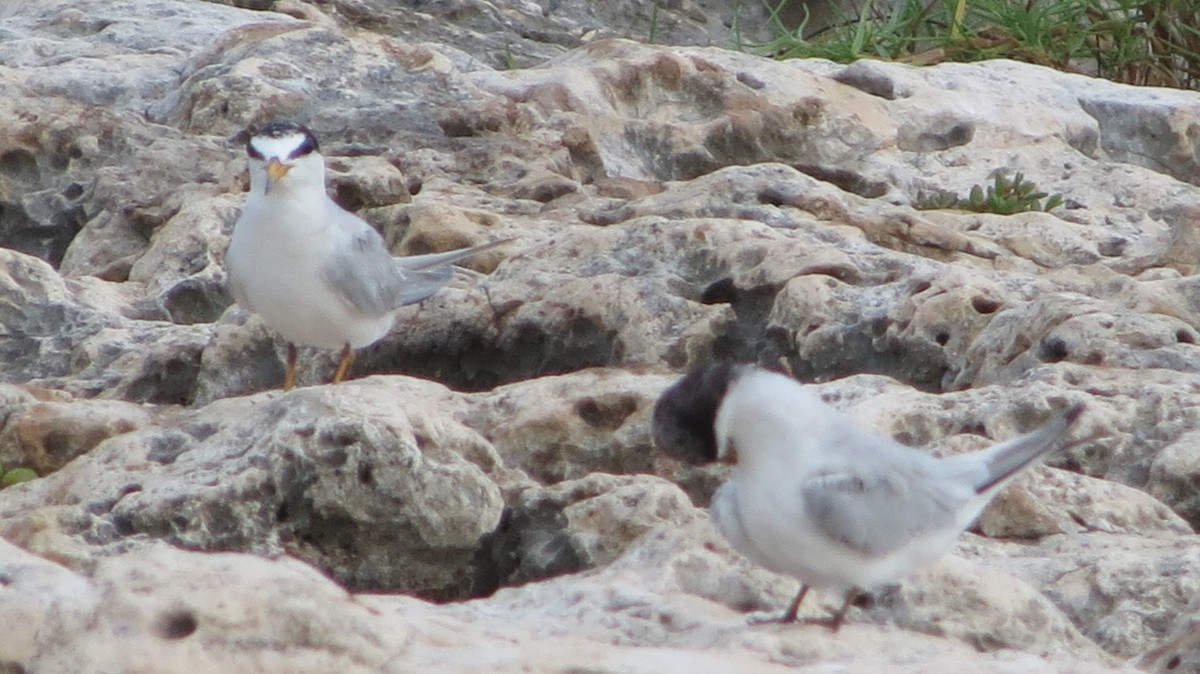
[0,388,155,474]
[0,377,506,597]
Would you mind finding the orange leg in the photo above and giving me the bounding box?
[751,584,857,632]
[332,344,354,384]
[750,584,810,626]
[283,343,298,391]
[803,589,857,632]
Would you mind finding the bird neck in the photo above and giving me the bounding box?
[248,163,327,202]
[715,370,830,472]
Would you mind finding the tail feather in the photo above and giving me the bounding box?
[389,266,455,306]
[394,238,512,272]
[955,403,1085,496]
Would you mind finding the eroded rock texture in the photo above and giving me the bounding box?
[2,0,1200,671]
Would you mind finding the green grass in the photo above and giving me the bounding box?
[752,0,1200,90]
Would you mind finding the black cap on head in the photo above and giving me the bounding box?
[652,362,745,465]
[245,120,320,160]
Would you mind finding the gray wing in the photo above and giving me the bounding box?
[386,238,514,306]
[322,231,433,316]
[801,458,965,556]
[323,235,511,314]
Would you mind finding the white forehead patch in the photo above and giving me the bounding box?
[249,132,309,160]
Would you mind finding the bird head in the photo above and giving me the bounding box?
[244,120,323,196]
[653,362,748,465]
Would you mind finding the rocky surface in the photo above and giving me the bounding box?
[3,0,1200,671]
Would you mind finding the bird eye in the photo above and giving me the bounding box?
[288,132,319,159]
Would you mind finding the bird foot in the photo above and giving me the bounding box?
[746,612,847,631]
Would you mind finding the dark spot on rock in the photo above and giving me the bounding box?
[833,65,903,100]
[575,395,638,431]
[700,277,737,304]
[805,263,860,284]
[1177,329,1195,344]
[934,331,950,346]
[182,422,218,442]
[470,501,585,597]
[898,121,975,152]
[158,609,198,640]
[1038,337,1069,363]
[112,513,135,535]
[0,149,40,186]
[961,422,987,436]
[512,175,578,203]
[735,71,765,89]
[333,180,368,212]
[1167,654,1181,670]
[42,430,73,462]
[672,148,721,181]
[866,317,889,337]
[437,112,475,138]
[707,283,787,367]
[320,447,349,467]
[793,164,888,198]
[756,186,791,206]
[125,350,203,406]
[1084,351,1104,365]
[358,462,374,485]
[354,307,621,393]
[971,296,1002,314]
[1097,237,1127,257]
[147,432,191,465]
[851,592,876,609]
[319,426,360,448]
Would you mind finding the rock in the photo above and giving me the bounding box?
[477,472,700,593]
[474,369,673,483]
[978,533,1200,660]
[17,531,1128,674]
[1147,429,1200,527]
[0,538,415,674]
[0,389,154,474]
[0,377,506,597]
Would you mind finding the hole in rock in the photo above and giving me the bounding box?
[971,296,1002,314]
[1037,338,1069,363]
[158,610,198,640]
[575,395,639,430]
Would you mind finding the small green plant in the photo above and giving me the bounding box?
[648,2,661,44]
[916,171,1064,214]
[0,462,37,488]
[751,0,1200,91]
[503,39,515,70]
